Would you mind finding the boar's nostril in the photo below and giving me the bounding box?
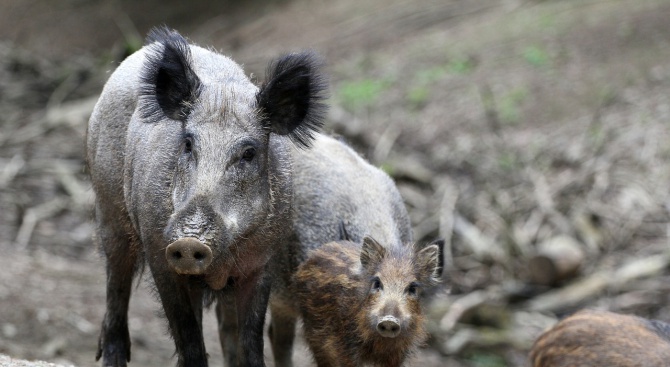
[165,238,213,275]
[377,316,401,338]
[379,322,399,332]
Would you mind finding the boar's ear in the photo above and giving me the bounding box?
[257,51,329,148]
[140,26,202,122]
[360,236,386,270]
[415,241,442,285]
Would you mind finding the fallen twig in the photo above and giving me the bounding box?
[4,96,98,147]
[526,252,670,312]
[0,154,25,188]
[54,161,93,209]
[15,197,69,248]
[453,213,507,264]
[438,177,458,273]
[373,124,401,164]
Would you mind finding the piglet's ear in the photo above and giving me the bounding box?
[257,51,329,148]
[428,239,445,278]
[415,242,442,285]
[140,26,202,122]
[360,236,386,270]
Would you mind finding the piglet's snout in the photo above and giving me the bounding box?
[377,315,401,338]
[165,238,213,275]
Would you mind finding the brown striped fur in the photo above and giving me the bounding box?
[528,309,670,367]
[294,237,441,367]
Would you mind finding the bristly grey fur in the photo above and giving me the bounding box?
[257,51,329,149]
[139,26,203,123]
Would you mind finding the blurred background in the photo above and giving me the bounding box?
[1,0,670,366]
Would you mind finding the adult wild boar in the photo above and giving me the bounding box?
[86,27,327,367]
[216,132,421,367]
[265,134,419,367]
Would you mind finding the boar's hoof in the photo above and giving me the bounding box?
[166,238,213,275]
[377,316,401,338]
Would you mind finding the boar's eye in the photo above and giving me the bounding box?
[183,136,194,155]
[241,147,256,162]
[371,276,383,292]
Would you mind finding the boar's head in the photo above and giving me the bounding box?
[137,27,327,286]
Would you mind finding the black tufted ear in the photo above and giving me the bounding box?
[257,51,329,148]
[140,26,202,122]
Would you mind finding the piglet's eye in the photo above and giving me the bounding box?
[241,147,256,162]
[407,282,420,296]
[371,276,383,292]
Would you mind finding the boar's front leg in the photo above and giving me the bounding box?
[95,207,137,367]
[234,268,272,367]
[152,270,207,367]
[268,303,297,367]
[216,292,238,367]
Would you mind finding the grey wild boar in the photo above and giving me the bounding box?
[217,132,419,366]
[261,133,417,367]
[86,27,327,367]
[217,113,425,367]
[112,26,425,367]
[293,236,443,367]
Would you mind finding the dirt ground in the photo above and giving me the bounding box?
[2,0,670,366]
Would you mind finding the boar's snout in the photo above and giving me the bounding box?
[376,315,401,338]
[165,238,213,275]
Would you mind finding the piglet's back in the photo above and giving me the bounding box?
[529,310,670,367]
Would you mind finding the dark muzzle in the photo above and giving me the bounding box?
[165,238,213,275]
